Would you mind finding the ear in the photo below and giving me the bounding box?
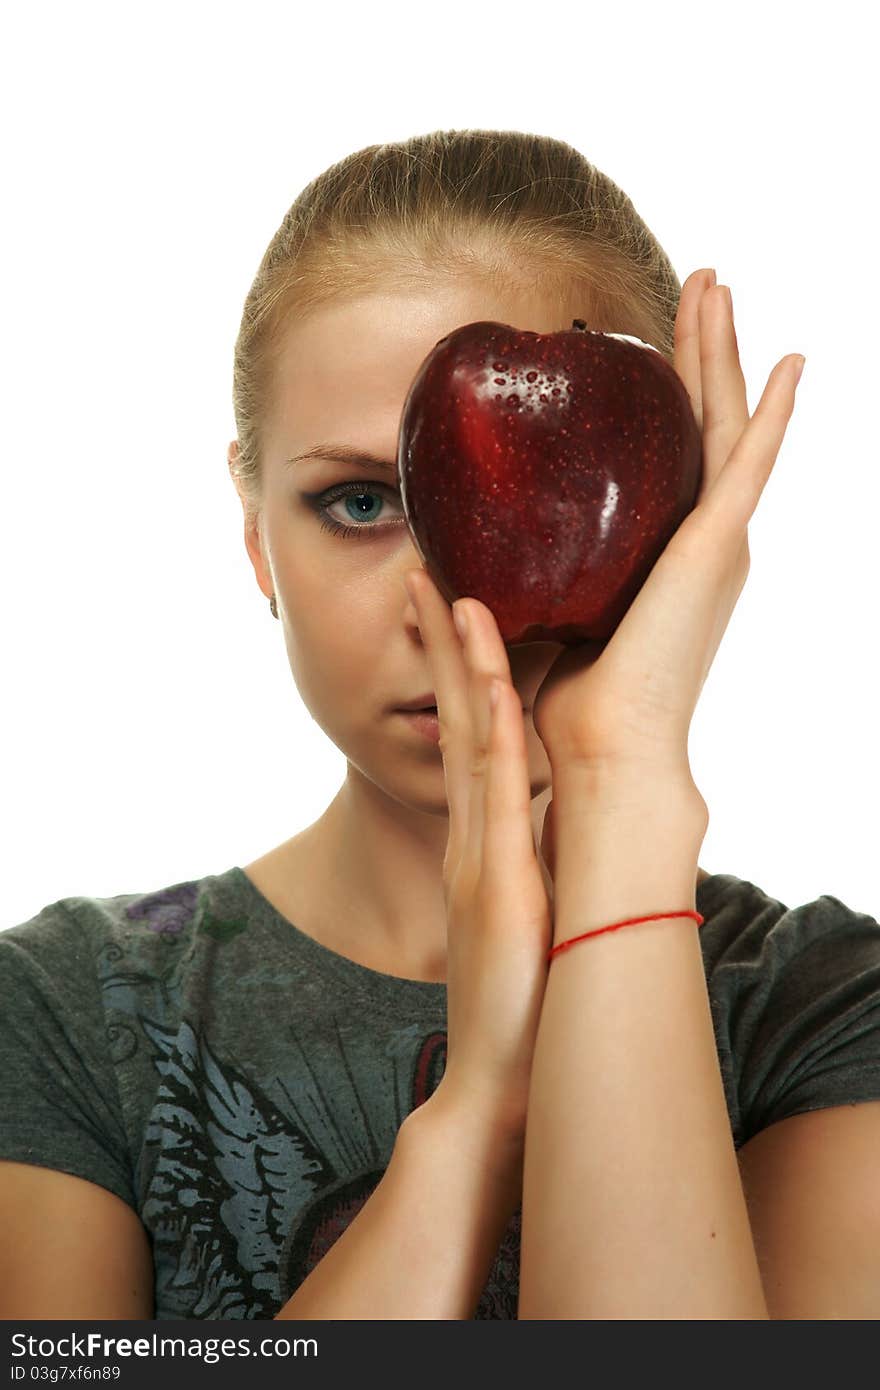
[227,439,274,605]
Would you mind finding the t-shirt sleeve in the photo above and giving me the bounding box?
[732,892,880,1142]
[0,900,135,1209]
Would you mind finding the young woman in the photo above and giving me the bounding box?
[1,129,878,1320]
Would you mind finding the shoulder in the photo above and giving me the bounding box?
[0,867,270,1225]
[696,871,880,977]
[696,872,880,1145]
[0,865,253,981]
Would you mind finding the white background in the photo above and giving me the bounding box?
[2,1,876,929]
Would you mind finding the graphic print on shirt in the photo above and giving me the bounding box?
[137,1015,519,1318]
[114,878,521,1317]
[140,1016,333,1318]
[277,1026,521,1318]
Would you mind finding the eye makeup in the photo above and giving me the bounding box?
[301,480,406,541]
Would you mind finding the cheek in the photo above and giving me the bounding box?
[280,589,388,715]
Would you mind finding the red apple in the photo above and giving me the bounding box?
[397,319,702,645]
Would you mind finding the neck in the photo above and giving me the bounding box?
[297,765,553,983]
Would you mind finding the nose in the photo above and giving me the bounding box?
[400,565,427,630]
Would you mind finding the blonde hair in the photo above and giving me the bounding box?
[229,127,682,527]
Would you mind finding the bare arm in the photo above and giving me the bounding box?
[276,1091,522,1320]
[0,1162,154,1318]
[0,1096,518,1321]
[518,768,769,1319]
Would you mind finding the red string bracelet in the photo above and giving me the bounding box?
[547,910,705,961]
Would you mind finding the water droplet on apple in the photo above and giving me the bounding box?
[526,371,538,382]
[494,377,506,385]
[551,388,561,397]
[506,394,519,406]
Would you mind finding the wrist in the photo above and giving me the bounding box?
[550,755,708,828]
[547,771,707,956]
[404,1085,526,1181]
[401,1094,525,1228]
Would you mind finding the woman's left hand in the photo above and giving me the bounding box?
[530,268,806,791]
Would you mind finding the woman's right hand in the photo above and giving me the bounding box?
[403,567,554,1147]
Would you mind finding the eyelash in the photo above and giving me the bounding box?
[306,480,405,540]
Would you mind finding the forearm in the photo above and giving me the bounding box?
[275,1093,522,1319]
[519,766,769,1319]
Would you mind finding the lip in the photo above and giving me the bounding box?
[395,693,437,712]
[394,703,533,716]
[397,709,442,743]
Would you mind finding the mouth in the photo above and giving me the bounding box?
[397,703,531,715]
[397,707,442,743]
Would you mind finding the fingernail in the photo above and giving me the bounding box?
[453,604,468,641]
[723,285,733,320]
[706,268,717,287]
[794,355,806,385]
[403,571,418,603]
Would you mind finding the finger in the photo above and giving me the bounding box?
[482,678,550,938]
[673,267,717,437]
[404,569,473,864]
[696,354,805,539]
[698,283,751,503]
[450,594,517,876]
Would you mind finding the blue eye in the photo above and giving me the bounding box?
[306,480,405,540]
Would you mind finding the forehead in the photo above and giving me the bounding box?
[267,282,585,457]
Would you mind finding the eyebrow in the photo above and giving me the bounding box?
[285,445,397,473]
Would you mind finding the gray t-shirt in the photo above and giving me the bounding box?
[1,865,879,1320]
